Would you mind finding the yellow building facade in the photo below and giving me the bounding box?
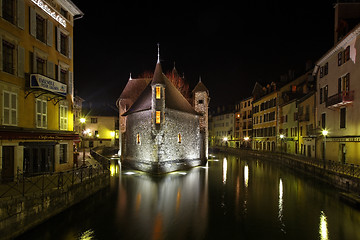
[252,89,278,151]
[0,0,83,181]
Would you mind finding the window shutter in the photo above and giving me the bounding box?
[0,36,3,71]
[47,61,54,79]
[47,20,53,46]
[56,27,61,52]
[17,45,25,78]
[17,0,25,29]
[68,71,73,101]
[68,36,72,59]
[30,7,36,37]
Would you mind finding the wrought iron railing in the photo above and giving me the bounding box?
[0,164,109,199]
[326,91,354,108]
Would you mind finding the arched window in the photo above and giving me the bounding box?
[156,86,161,99]
[136,133,141,144]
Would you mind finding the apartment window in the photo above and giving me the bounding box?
[178,133,182,143]
[320,87,323,104]
[59,144,67,164]
[345,46,350,62]
[60,8,68,19]
[156,111,161,124]
[324,62,328,75]
[324,85,328,103]
[321,113,326,130]
[338,52,343,66]
[340,108,346,129]
[59,105,68,130]
[36,14,45,43]
[60,33,68,56]
[3,40,14,74]
[36,99,47,128]
[60,69,67,83]
[3,91,17,126]
[36,57,45,75]
[156,86,161,99]
[198,99,204,104]
[91,118,97,123]
[3,0,15,24]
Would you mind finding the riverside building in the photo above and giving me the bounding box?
[0,0,83,181]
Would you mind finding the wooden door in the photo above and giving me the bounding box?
[2,146,14,182]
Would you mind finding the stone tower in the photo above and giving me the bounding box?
[192,77,210,160]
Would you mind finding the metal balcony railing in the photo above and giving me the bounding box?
[326,91,354,108]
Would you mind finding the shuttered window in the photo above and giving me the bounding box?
[59,105,68,130]
[3,91,17,126]
[36,99,47,128]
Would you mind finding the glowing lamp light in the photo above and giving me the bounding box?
[110,131,115,137]
[244,136,250,141]
[223,137,228,142]
[322,129,328,136]
[80,118,86,124]
[280,134,285,139]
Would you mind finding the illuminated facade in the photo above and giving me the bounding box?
[314,22,360,164]
[252,83,278,151]
[119,57,208,173]
[0,0,83,181]
[209,107,234,147]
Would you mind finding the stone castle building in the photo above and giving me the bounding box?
[117,56,209,173]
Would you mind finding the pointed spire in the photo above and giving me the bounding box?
[199,76,202,82]
[129,73,132,80]
[157,43,160,63]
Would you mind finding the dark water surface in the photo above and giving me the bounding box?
[17,153,360,239]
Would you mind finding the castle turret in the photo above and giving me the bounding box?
[192,77,210,160]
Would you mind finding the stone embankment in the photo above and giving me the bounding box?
[0,148,110,240]
[212,147,360,208]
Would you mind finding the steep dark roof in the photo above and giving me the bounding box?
[123,62,198,116]
[192,80,209,94]
[119,78,151,101]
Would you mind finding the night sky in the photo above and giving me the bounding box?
[71,0,335,108]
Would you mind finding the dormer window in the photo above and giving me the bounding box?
[156,86,161,99]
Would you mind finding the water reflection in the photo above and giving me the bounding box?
[244,164,249,188]
[278,178,285,233]
[114,165,208,239]
[222,157,227,184]
[319,211,329,240]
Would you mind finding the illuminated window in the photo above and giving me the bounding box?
[178,133,182,143]
[156,111,161,124]
[156,86,161,99]
[136,133,141,144]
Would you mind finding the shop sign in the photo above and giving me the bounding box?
[30,74,67,96]
[32,0,67,27]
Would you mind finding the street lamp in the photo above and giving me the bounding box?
[322,129,328,169]
[80,117,86,124]
[223,137,228,147]
[244,136,249,148]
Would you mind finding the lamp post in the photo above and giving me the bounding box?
[322,129,328,169]
[280,134,285,161]
[80,118,86,166]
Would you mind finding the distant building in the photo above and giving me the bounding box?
[82,104,119,148]
[118,55,209,173]
[209,105,234,147]
[0,0,83,181]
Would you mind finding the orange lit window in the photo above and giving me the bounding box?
[156,86,161,99]
[156,111,161,124]
[136,133,140,144]
[178,133,182,143]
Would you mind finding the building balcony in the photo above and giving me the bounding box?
[326,91,354,108]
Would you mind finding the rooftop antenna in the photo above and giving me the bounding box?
[157,43,160,63]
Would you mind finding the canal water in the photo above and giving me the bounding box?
[17,153,360,240]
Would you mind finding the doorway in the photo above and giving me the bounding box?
[2,146,14,182]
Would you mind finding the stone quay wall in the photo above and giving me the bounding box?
[212,147,360,195]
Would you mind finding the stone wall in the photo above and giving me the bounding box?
[124,109,201,163]
[0,173,109,240]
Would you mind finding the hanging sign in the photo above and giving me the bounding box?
[31,0,67,27]
[30,74,67,96]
